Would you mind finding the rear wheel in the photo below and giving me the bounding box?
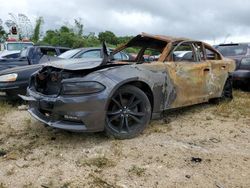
[221,76,233,100]
[105,85,151,139]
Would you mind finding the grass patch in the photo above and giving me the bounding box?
[213,90,250,118]
[0,183,7,188]
[0,101,13,117]
[0,149,7,157]
[5,167,15,176]
[76,156,115,168]
[24,117,32,127]
[146,119,172,134]
[110,141,123,157]
[128,165,146,177]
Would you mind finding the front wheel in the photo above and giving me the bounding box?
[105,85,151,139]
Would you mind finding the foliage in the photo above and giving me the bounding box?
[98,31,118,45]
[0,19,6,42]
[84,34,101,47]
[74,18,83,36]
[43,26,85,48]
[1,14,135,50]
[0,25,6,42]
[41,26,134,49]
[117,36,134,45]
[32,17,44,43]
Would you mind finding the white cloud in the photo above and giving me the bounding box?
[0,0,250,43]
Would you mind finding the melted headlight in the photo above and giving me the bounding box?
[62,81,105,95]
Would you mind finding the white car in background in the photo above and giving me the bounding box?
[174,50,192,58]
[0,41,34,59]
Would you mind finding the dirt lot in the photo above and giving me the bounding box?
[0,91,249,188]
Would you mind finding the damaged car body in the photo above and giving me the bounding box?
[21,33,236,139]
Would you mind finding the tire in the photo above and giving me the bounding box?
[221,76,233,100]
[105,85,151,139]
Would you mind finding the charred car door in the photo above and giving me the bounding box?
[165,42,212,108]
[204,46,229,98]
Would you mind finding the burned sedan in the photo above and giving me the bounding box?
[21,33,235,139]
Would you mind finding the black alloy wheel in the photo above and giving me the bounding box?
[105,85,151,139]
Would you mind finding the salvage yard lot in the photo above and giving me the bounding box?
[0,91,249,188]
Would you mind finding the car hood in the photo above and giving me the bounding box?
[0,50,20,58]
[0,58,104,75]
[46,58,103,71]
[0,64,42,75]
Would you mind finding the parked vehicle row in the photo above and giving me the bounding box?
[0,40,34,59]
[0,46,71,71]
[215,43,250,89]
[0,47,132,99]
[0,46,71,99]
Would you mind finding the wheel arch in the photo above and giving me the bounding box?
[106,79,154,112]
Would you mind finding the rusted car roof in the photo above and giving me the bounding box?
[140,32,190,43]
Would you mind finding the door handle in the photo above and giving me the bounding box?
[221,65,226,70]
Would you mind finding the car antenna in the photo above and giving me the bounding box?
[100,41,109,66]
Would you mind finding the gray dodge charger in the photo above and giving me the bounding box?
[21,33,235,139]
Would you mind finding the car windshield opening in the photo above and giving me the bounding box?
[7,43,33,51]
[112,36,166,64]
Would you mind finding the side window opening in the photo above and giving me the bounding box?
[40,48,57,56]
[143,48,162,63]
[205,47,221,60]
[171,43,195,62]
[193,43,205,61]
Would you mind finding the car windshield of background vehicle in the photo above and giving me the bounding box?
[59,49,82,59]
[217,45,248,56]
[7,43,33,51]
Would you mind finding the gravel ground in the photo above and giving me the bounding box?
[0,90,249,188]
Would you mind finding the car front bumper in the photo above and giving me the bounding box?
[22,88,109,132]
[0,81,28,99]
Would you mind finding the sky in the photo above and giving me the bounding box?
[0,0,250,44]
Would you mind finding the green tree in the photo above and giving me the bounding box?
[117,36,134,45]
[32,16,44,43]
[74,18,83,36]
[0,19,6,42]
[42,26,85,48]
[98,31,118,45]
[84,33,100,47]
